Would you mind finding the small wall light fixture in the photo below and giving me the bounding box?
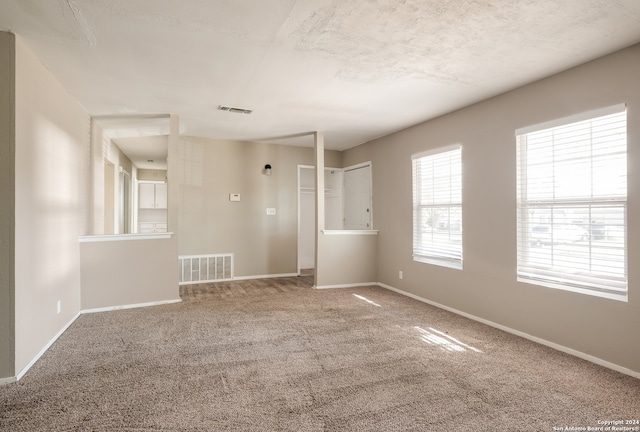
[264,164,272,176]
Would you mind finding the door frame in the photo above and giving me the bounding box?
[297,164,344,276]
[343,161,373,230]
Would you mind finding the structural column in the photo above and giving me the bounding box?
[0,31,16,382]
[314,131,325,287]
[167,114,180,235]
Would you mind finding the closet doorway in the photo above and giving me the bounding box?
[297,166,343,275]
[297,162,372,275]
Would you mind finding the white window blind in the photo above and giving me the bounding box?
[412,146,462,269]
[516,105,627,300]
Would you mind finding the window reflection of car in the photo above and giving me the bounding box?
[530,225,551,246]
[590,222,605,240]
[530,225,588,246]
[557,225,589,243]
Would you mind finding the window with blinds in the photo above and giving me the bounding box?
[412,145,462,269]
[516,104,627,301]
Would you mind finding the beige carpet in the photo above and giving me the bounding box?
[1,280,638,431]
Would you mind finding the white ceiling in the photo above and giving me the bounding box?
[2,0,640,157]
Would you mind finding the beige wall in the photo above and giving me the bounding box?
[103,162,115,234]
[89,121,105,235]
[178,137,342,277]
[14,36,90,374]
[316,232,378,287]
[138,169,167,182]
[80,236,180,310]
[0,32,16,381]
[344,44,640,373]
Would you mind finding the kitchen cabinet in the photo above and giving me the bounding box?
[138,182,167,233]
[139,182,167,209]
[138,222,167,233]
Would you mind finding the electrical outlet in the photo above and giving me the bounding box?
[266,208,276,215]
[399,271,403,280]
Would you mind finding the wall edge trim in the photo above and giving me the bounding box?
[234,273,298,281]
[15,299,182,382]
[80,299,181,315]
[15,312,82,381]
[378,283,640,380]
[314,282,378,289]
[79,233,173,243]
[0,376,16,386]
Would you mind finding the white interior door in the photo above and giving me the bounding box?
[343,164,372,229]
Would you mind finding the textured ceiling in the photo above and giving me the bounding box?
[2,0,640,157]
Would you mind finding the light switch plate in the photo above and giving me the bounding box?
[229,193,240,202]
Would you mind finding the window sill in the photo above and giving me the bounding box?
[79,233,174,243]
[413,255,462,270]
[517,276,628,303]
[322,230,379,235]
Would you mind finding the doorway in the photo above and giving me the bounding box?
[297,162,372,275]
[297,166,343,275]
[118,167,131,234]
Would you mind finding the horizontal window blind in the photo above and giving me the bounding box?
[412,146,462,268]
[516,107,627,299]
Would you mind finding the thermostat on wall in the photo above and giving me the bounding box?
[229,193,240,202]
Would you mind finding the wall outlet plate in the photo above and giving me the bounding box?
[229,193,240,202]
[266,208,276,215]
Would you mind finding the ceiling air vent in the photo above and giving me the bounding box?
[218,105,252,114]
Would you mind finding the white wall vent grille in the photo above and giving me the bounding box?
[179,254,234,285]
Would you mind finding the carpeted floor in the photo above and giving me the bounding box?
[1,278,639,431]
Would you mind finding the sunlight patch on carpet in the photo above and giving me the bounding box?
[353,294,382,307]
[414,326,483,353]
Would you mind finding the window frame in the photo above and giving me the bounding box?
[412,145,463,270]
[516,104,628,302]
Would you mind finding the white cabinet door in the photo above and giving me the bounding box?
[138,222,167,233]
[139,222,155,233]
[155,183,168,209]
[139,183,156,208]
[344,165,372,229]
[139,183,167,209]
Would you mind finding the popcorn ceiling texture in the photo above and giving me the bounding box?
[1,0,639,149]
[0,278,638,431]
[291,0,629,83]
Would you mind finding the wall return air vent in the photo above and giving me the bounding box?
[218,105,252,114]
[179,253,234,285]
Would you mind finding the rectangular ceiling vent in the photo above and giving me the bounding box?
[218,105,252,114]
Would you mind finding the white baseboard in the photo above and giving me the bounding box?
[234,273,298,281]
[80,298,182,315]
[179,278,233,286]
[378,283,640,380]
[0,376,16,386]
[314,282,379,289]
[13,298,182,382]
[15,311,82,381]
